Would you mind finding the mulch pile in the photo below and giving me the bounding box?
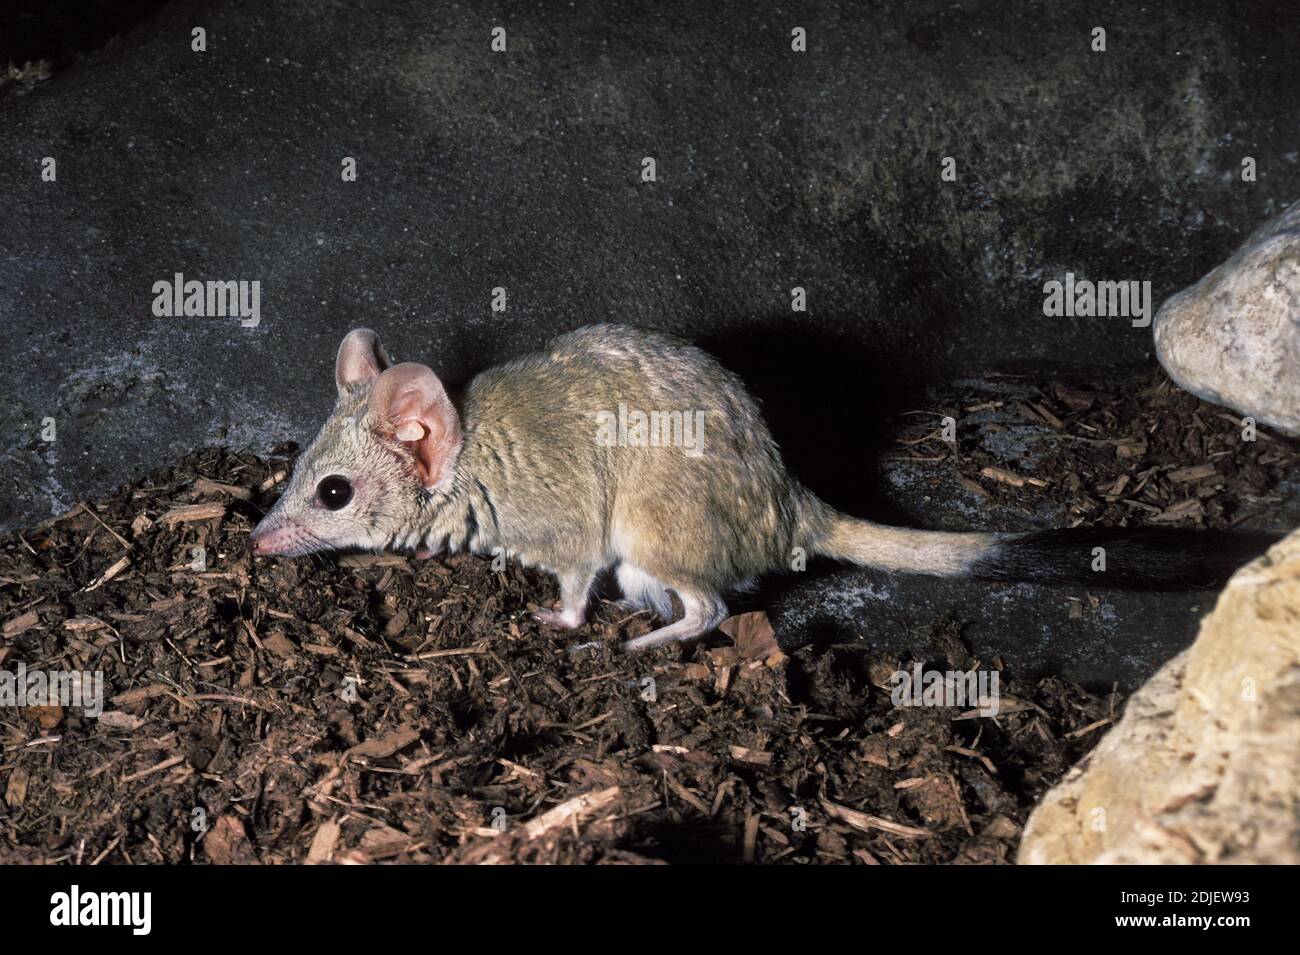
[1,367,1295,865]
[891,369,1297,531]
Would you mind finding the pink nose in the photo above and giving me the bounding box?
[249,521,288,556]
[249,526,270,555]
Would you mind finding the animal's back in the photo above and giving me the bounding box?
[461,325,810,588]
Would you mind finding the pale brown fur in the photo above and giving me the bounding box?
[251,324,999,650]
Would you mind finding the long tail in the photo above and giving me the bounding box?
[811,507,1281,590]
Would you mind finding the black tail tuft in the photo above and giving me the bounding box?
[971,527,1284,590]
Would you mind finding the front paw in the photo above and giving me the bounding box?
[531,607,585,630]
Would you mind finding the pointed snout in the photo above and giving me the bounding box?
[249,517,294,556]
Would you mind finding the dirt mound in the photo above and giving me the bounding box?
[1,446,1116,864]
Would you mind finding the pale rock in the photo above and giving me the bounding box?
[1154,199,1300,435]
[1018,527,1300,864]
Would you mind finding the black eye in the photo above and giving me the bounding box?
[316,475,353,510]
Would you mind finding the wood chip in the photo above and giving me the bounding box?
[522,785,621,840]
[742,812,760,862]
[121,755,185,784]
[2,609,40,637]
[63,616,109,632]
[1113,437,1147,459]
[1030,401,1064,429]
[1066,717,1113,738]
[306,819,342,864]
[346,725,421,760]
[193,477,253,501]
[1052,384,1095,411]
[261,631,299,659]
[945,745,998,774]
[203,816,258,865]
[160,503,227,526]
[665,776,711,815]
[728,745,773,766]
[1103,473,1130,501]
[1167,464,1217,483]
[97,711,147,731]
[4,766,29,807]
[83,554,131,591]
[1149,498,1203,523]
[819,797,934,838]
[258,469,288,491]
[111,684,173,706]
[980,466,1048,488]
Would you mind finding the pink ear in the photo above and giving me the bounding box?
[336,328,392,393]
[368,362,462,490]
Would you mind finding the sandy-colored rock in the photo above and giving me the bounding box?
[1018,528,1300,864]
[1154,200,1300,436]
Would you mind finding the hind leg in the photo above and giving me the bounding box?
[615,563,674,620]
[533,567,597,630]
[622,589,727,652]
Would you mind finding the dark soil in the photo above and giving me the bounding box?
[1,368,1295,865]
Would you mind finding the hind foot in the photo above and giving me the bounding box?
[622,590,727,652]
